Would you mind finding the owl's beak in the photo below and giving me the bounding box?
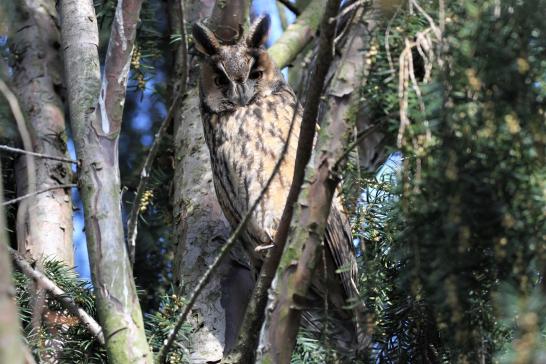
[231,83,253,106]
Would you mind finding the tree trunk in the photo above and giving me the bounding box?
[10,0,74,265]
[60,0,152,362]
[171,1,255,362]
[256,1,380,361]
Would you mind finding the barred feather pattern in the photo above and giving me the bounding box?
[200,81,364,350]
[194,16,365,355]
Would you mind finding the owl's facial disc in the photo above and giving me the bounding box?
[216,58,259,106]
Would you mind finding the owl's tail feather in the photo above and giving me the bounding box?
[299,288,371,362]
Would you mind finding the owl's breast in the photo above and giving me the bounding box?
[202,91,302,244]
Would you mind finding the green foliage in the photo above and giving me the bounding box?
[291,333,329,364]
[14,260,107,363]
[145,292,193,364]
[13,260,195,363]
[359,0,546,362]
[361,5,429,145]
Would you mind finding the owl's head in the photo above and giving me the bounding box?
[193,15,283,113]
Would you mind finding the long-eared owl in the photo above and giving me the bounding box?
[193,15,365,354]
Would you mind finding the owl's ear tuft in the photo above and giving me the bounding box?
[192,22,220,56]
[247,15,270,49]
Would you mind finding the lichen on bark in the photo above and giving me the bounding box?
[60,0,152,362]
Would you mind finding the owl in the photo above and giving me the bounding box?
[193,15,366,355]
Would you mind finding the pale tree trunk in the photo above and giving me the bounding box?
[257,0,380,361]
[0,162,27,364]
[171,1,254,362]
[4,2,74,362]
[60,0,152,362]
[9,0,74,265]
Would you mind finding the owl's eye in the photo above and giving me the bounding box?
[249,70,263,80]
[214,74,229,87]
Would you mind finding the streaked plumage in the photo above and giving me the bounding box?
[193,15,365,355]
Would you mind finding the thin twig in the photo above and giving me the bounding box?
[397,38,411,147]
[2,184,76,206]
[0,79,35,190]
[331,0,366,23]
[384,4,402,81]
[126,101,177,264]
[278,0,300,16]
[9,247,105,345]
[0,79,39,336]
[409,0,441,40]
[333,122,384,171]
[127,0,189,265]
[0,144,79,165]
[156,77,300,364]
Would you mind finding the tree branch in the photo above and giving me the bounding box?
[8,247,105,345]
[0,79,36,192]
[278,0,301,16]
[127,100,178,264]
[98,0,145,135]
[60,0,152,361]
[2,184,77,206]
[259,0,356,362]
[268,0,327,69]
[0,145,79,165]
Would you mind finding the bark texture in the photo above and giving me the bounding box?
[60,0,152,362]
[268,0,326,69]
[0,162,26,364]
[10,0,73,265]
[171,1,254,362]
[255,1,369,362]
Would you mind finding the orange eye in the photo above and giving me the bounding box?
[249,70,263,80]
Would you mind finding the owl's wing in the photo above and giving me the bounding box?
[325,199,370,349]
[299,200,366,356]
[325,201,359,304]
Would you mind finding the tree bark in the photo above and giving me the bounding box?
[268,0,326,69]
[171,1,255,362]
[60,0,152,362]
[0,161,27,364]
[239,6,375,357]
[256,1,360,362]
[9,0,74,265]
